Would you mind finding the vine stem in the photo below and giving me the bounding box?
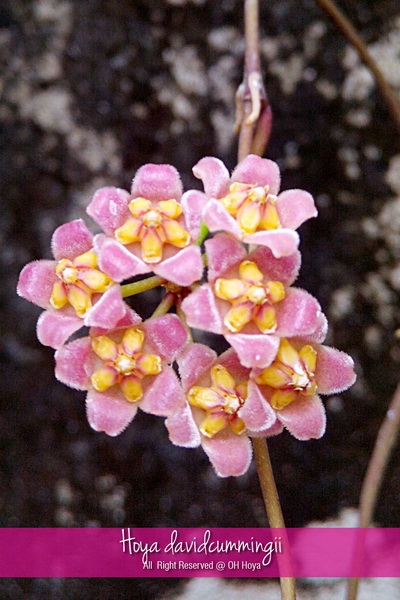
[253,438,296,600]
[314,0,400,133]
[237,0,272,162]
[151,291,175,318]
[121,275,166,298]
[239,1,296,598]
[346,383,400,600]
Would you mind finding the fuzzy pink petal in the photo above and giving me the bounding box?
[302,312,328,344]
[225,333,280,369]
[86,187,130,235]
[231,155,281,195]
[275,288,322,337]
[84,284,127,329]
[181,285,223,334]
[17,260,57,309]
[248,420,285,438]
[144,314,189,362]
[192,156,230,198]
[131,164,182,201]
[202,198,242,237]
[315,346,356,394]
[153,245,203,286]
[36,310,82,349]
[244,229,299,258]
[276,189,317,230]
[249,246,301,286]
[238,380,276,432]
[140,367,185,416]
[55,337,94,390]
[177,343,217,392]
[94,234,151,281]
[205,233,246,282]
[201,432,252,477]
[180,190,210,240]
[277,395,326,440]
[51,219,93,261]
[216,348,250,381]
[86,389,137,436]
[166,403,202,448]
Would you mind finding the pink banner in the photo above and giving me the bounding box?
[0,528,399,578]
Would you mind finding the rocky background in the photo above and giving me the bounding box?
[1,0,400,598]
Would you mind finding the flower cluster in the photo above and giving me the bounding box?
[17,155,356,477]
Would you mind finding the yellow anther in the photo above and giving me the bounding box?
[79,269,112,292]
[91,366,118,392]
[239,260,264,284]
[121,327,145,355]
[158,199,182,219]
[67,284,92,317]
[136,354,162,376]
[237,201,262,235]
[73,250,98,269]
[200,413,228,438]
[49,280,68,310]
[253,304,277,333]
[115,218,141,244]
[141,229,164,263]
[162,219,190,247]
[92,336,118,362]
[129,197,153,217]
[267,281,285,303]
[224,303,252,332]
[120,376,143,402]
[210,364,236,393]
[214,278,246,301]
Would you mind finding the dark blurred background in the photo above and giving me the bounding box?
[1,0,400,598]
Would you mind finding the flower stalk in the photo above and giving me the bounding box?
[121,275,166,298]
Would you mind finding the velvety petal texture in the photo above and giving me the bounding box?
[276,395,326,440]
[201,432,252,477]
[192,156,230,198]
[231,154,281,194]
[51,219,93,261]
[131,163,183,201]
[87,187,130,235]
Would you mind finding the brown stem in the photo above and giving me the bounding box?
[314,0,400,133]
[346,383,400,600]
[253,438,296,600]
[237,0,272,162]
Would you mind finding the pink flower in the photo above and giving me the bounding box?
[166,343,281,477]
[252,338,357,440]
[55,311,189,436]
[17,219,128,349]
[87,164,204,287]
[185,154,317,258]
[181,233,326,369]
